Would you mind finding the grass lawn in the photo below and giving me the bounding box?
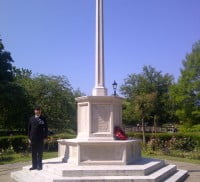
[1,150,200,165]
[0,151,58,165]
[142,151,200,164]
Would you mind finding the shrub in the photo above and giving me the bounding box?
[127,132,200,151]
[0,136,11,152]
[44,137,58,151]
[0,135,29,153]
[0,133,76,153]
[10,136,29,152]
[179,124,200,133]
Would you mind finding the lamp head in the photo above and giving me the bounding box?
[112,80,118,90]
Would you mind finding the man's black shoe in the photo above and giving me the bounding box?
[29,167,37,170]
[37,167,42,170]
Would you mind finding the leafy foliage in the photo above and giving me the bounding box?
[0,39,81,132]
[16,74,79,131]
[121,66,175,126]
[0,133,76,153]
[1,36,200,134]
[127,132,200,150]
[0,82,31,130]
[170,41,200,126]
[0,39,14,82]
[0,40,31,131]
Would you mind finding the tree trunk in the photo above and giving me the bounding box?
[142,117,145,144]
[154,115,157,137]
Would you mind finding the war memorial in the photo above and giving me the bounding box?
[11,0,188,181]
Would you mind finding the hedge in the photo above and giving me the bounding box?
[127,132,200,151]
[1,132,199,153]
[0,135,29,153]
[0,133,76,153]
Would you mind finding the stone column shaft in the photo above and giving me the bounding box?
[92,0,107,96]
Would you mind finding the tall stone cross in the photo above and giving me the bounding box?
[92,0,108,96]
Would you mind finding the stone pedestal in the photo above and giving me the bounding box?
[58,96,141,166]
[76,96,123,140]
[58,139,141,166]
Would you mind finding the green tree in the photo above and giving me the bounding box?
[170,41,200,126]
[0,39,14,81]
[13,67,32,80]
[134,93,156,143]
[0,82,31,131]
[121,66,175,126]
[0,40,31,131]
[16,74,78,131]
[0,39,80,132]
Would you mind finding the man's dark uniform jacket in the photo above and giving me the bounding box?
[28,115,48,169]
[28,115,48,141]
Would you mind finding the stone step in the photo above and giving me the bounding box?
[150,164,177,181]
[51,165,177,182]
[40,158,165,177]
[11,156,188,182]
[164,169,188,182]
[12,164,180,182]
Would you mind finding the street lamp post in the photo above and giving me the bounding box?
[112,80,118,96]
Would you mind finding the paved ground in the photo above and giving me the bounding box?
[164,160,200,182]
[0,160,199,182]
[0,161,31,182]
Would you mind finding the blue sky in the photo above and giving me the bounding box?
[1,0,200,95]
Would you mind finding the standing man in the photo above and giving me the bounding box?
[28,106,48,170]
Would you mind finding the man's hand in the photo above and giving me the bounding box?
[28,139,31,144]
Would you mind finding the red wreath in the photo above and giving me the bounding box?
[114,126,128,140]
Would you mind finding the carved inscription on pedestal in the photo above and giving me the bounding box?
[92,105,111,133]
